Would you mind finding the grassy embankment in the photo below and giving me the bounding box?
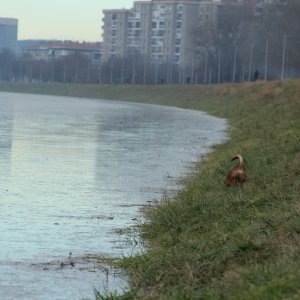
[1,80,300,299]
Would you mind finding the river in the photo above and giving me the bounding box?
[0,92,226,299]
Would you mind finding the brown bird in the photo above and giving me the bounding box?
[224,154,246,187]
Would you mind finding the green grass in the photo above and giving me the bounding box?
[1,80,300,299]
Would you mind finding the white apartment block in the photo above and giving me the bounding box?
[101,1,221,68]
[102,9,131,60]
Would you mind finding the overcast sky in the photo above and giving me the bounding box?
[1,0,134,42]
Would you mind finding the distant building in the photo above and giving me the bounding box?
[101,0,275,67]
[101,0,276,83]
[101,9,132,60]
[24,41,102,65]
[17,39,48,56]
[0,17,18,54]
[102,0,218,69]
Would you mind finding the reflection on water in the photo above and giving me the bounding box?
[0,92,226,299]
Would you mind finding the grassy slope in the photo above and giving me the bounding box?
[1,80,300,299]
[116,81,300,300]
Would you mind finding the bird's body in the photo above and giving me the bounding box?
[224,154,246,187]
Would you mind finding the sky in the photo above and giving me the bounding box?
[1,0,135,42]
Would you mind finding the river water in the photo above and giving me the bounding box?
[0,92,226,299]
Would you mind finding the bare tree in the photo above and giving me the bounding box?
[259,0,300,78]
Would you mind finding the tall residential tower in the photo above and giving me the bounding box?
[0,18,18,54]
[101,0,219,69]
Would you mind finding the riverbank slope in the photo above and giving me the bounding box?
[1,80,299,299]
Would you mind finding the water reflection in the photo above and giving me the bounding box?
[0,92,226,299]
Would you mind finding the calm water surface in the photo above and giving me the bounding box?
[0,92,226,299]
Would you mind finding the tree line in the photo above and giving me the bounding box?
[187,0,300,84]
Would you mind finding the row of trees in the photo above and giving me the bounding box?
[0,50,101,83]
[186,0,300,84]
[0,0,299,85]
[0,49,198,84]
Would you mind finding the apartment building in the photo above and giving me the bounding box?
[149,0,201,66]
[102,9,131,60]
[102,0,220,69]
[0,18,18,54]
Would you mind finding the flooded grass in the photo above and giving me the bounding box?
[1,80,300,299]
